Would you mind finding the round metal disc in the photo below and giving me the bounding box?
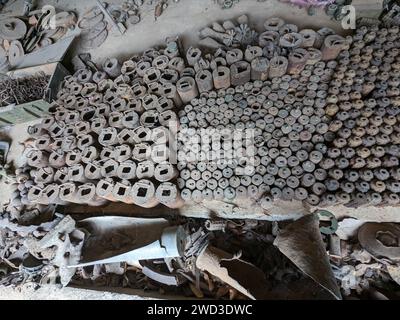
[0,18,27,40]
[8,40,24,67]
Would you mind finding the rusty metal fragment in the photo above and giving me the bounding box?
[273,214,342,300]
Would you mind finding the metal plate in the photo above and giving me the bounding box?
[15,33,77,69]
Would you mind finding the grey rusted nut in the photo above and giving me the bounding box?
[122,110,140,129]
[169,57,186,73]
[210,57,227,71]
[133,126,152,143]
[114,144,132,162]
[65,149,82,166]
[27,185,44,204]
[27,150,49,168]
[153,55,169,70]
[96,179,117,202]
[117,161,137,180]
[132,83,147,98]
[81,146,98,164]
[48,150,66,168]
[264,17,285,31]
[101,159,119,178]
[196,70,214,93]
[287,48,309,75]
[143,67,161,84]
[59,182,80,204]
[130,179,159,208]
[68,164,86,183]
[160,83,182,106]
[279,33,303,49]
[160,69,179,84]
[299,29,317,47]
[99,127,118,146]
[91,117,107,134]
[142,94,159,110]
[213,66,231,89]
[98,79,114,92]
[78,183,108,206]
[259,31,280,46]
[136,60,151,77]
[116,84,134,99]
[314,27,335,48]
[155,162,177,182]
[76,69,93,83]
[103,58,121,78]
[321,35,346,61]
[156,96,174,113]
[110,98,128,112]
[181,67,195,78]
[245,46,263,62]
[306,48,323,65]
[230,61,251,86]
[226,49,243,65]
[41,117,55,130]
[77,134,94,150]
[112,181,134,204]
[34,167,54,184]
[84,162,103,180]
[269,56,288,79]
[36,184,62,205]
[121,60,136,76]
[176,77,198,104]
[251,57,269,81]
[100,147,115,160]
[81,83,97,97]
[79,106,96,123]
[35,135,53,152]
[186,47,202,67]
[48,121,65,138]
[140,110,159,128]
[156,182,184,209]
